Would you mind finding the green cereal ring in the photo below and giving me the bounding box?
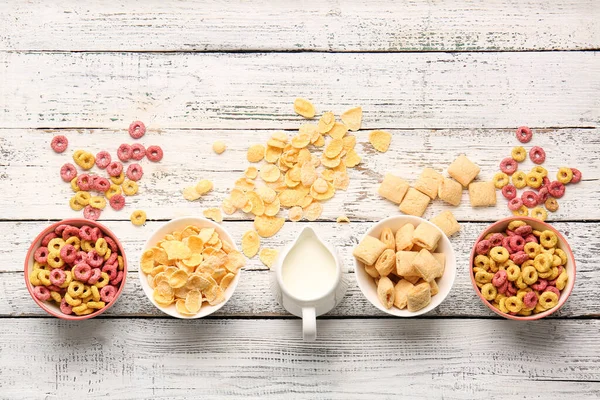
[531,166,548,178]
[533,253,552,273]
[512,171,527,189]
[557,167,573,184]
[493,172,510,189]
[531,207,548,221]
[526,172,543,189]
[474,255,491,270]
[521,265,538,285]
[490,246,510,263]
[481,283,497,301]
[511,146,527,162]
[540,230,558,248]
[506,264,521,281]
[512,205,528,217]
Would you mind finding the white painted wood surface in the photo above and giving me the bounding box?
[0,1,599,398]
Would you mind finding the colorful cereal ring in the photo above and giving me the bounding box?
[100,285,117,303]
[95,151,112,169]
[93,177,111,192]
[146,145,163,162]
[570,168,582,183]
[60,163,78,182]
[34,247,49,263]
[83,205,101,221]
[50,135,69,153]
[131,143,146,161]
[128,121,146,139]
[548,181,565,198]
[508,197,523,211]
[501,184,517,200]
[109,194,125,210]
[126,163,143,181]
[117,144,132,162]
[107,161,123,177]
[33,285,51,301]
[529,146,546,164]
[521,191,538,208]
[515,126,532,143]
[500,158,518,175]
[59,244,77,264]
[49,269,67,286]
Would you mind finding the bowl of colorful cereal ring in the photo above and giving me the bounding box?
[24,219,127,319]
[470,216,575,320]
[138,217,244,319]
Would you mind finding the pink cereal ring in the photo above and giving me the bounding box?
[507,282,517,296]
[523,291,538,309]
[60,163,78,182]
[91,227,102,241]
[509,236,525,252]
[102,263,118,280]
[95,151,112,169]
[128,121,146,139]
[524,234,538,244]
[77,174,93,191]
[497,280,509,295]
[501,184,517,200]
[515,225,533,237]
[55,224,68,236]
[34,247,49,263]
[531,279,548,291]
[505,229,516,237]
[47,285,62,292]
[79,226,93,241]
[83,205,101,221]
[516,126,533,143]
[529,146,546,164]
[104,236,117,253]
[41,232,58,247]
[492,270,508,287]
[537,187,549,205]
[62,226,80,241]
[110,270,124,286]
[510,251,528,265]
[570,168,582,184]
[522,191,538,208]
[50,135,69,153]
[130,143,146,161]
[508,198,523,211]
[502,236,512,251]
[126,163,143,181]
[59,244,77,264]
[60,298,73,315]
[548,181,566,198]
[542,176,551,188]
[109,194,125,211]
[489,233,505,247]
[100,285,117,303]
[500,158,518,175]
[106,252,118,265]
[33,285,51,301]
[107,161,123,177]
[49,269,67,286]
[117,144,132,162]
[74,251,87,265]
[73,263,93,281]
[88,268,102,285]
[87,250,104,268]
[146,145,163,162]
[545,286,560,297]
[475,240,491,255]
[93,177,111,192]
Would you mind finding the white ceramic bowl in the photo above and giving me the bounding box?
[138,216,242,319]
[354,215,457,317]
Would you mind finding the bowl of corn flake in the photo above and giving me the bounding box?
[138,217,244,318]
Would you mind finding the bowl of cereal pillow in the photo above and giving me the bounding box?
[24,219,127,319]
[353,215,457,317]
[138,217,244,319]
[470,216,576,320]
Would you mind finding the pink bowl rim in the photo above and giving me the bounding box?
[469,216,576,321]
[24,218,128,320]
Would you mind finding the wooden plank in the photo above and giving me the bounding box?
[0,128,597,221]
[5,221,599,318]
[0,52,598,129]
[0,319,599,399]
[0,1,598,52]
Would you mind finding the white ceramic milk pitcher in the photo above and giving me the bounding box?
[273,226,346,341]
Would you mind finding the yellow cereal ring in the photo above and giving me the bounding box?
[81,294,93,304]
[481,283,497,301]
[540,246,555,255]
[68,281,85,298]
[50,291,62,303]
[75,191,91,206]
[33,261,46,270]
[526,172,543,189]
[103,248,112,261]
[556,271,569,290]
[117,255,124,271]
[95,238,108,256]
[94,272,110,288]
[512,171,527,189]
[539,291,559,310]
[515,274,528,289]
[512,205,528,217]
[80,240,93,252]
[495,293,506,303]
[506,264,521,281]
[48,238,65,252]
[64,292,82,307]
[59,271,73,289]
[531,207,547,221]
[29,270,42,286]
[531,166,547,178]
[91,285,101,302]
[555,249,567,265]
[89,196,106,209]
[534,302,546,314]
[523,243,539,259]
[505,296,523,313]
[122,180,138,196]
[86,301,106,309]
[46,251,65,269]
[488,258,499,273]
[80,285,92,299]
[499,297,509,313]
[533,253,552,273]
[130,210,146,226]
[475,271,494,284]
[74,151,95,170]
[110,171,125,185]
[557,167,573,184]
[547,266,560,281]
[474,255,490,270]
[521,266,538,285]
[65,236,81,250]
[552,255,562,267]
[70,177,81,192]
[540,230,558,248]
[69,196,85,211]
[493,172,509,189]
[72,304,89,314]
[472,267,486,274]
[511,146,527,162]
[490,246,509,263]
[518,309,532,316]
[105,184,122,200]
[507,220,527,230]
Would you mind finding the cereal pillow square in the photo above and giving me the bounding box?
[448,155,480,187]
[378,173,410,204]
[399,188,430,217]
[468,181,497,207]
[438,178,463,206]
[414,167,443,199]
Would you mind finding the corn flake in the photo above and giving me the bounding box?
[260,164,281,183]
[341,107,362,131]
[183,186,201,201]
[344,149,362,167]
[369,130,392,152]
[213,141,226,154]
[161,240,192,260]
[259,248,279,269]
[325,138,344,158]
[337,215,350,223]
[203,208,223,223]
[247,144,266,163]
[241,230,260,258]
[288,206,303,222]
[305,202,323,221]
[328,122,348,139]
[254,215,285,237]
[294,98,316,119]
[318,112,336,133]
[244,166,258,179]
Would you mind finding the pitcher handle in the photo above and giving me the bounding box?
[302,307,317,341]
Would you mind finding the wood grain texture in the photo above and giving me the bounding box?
[1,318,599,399]
[0,0,598,52]
[0,128,598,221]
[5,221,599,318]
[0,52,598,129]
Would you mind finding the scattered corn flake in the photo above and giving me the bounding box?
[344,149,362,167]
[263,197,281,216]
[221,198,236,215]
[313,135,325,147]
[272,131,288,143]
[333,172,350,190]
[265,145,282,163]
[300,162,317,187]
[246,191,265,216]
[342,135,356,151]
[288,206,303,222]
[341,107,362,131]
[212,141,227,154]
[196,179,213,195]
[260,164,282,182]
[247,144,266,163]
[230,188,248,209]
[254,215,285,237]
[325,138,344,158]
[183,186,201,201]
[299,124,318,137]
[317,112,336,134]
[336,215,350,223]
[241,230,260,258]
[304,202,323,221]
[310,181,335,201]
[312,178,329,194]
[244,166,258,179]
[259,248,279,269]
[294,98,316,119]
[328,122,348,140]
[291,134,311,149]
[203,208,223,223]
[369,130,392,152]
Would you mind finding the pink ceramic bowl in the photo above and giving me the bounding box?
[470,216,576,320]
[24,219,127,320]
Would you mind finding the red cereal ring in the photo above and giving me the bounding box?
[492,270,508,287]
[126,163,143,181]
[73,263,93,282]
[130,143,146,161]
[488,233,504,248]
[501,184,517,200]
[117,144,133,162]
[33,285,51,301]
[41,232,58,247]
[146,145,163,162]
[542,176,551,188]
[548,181,565,198]
[74,251,87,265]
[106,252,118,265]
[544,286,560,297]
[87,250,104,267]
[521,191,538,208]
[91,227,103,241]
[523,291,538,309]
[77,174,93,191]
[570,168,582,184]
[59,244,77,264]
[49,269,67,286]
[515,126,532,143]
[93,177,111,192]
[95,151,112,169]
[83,205,101,221]
[514,225,532,237]
[61,226,80,241]
[508,197,523,211]
[509,236,525,252]
[529,146,546,164]
[475,239,491,255]
[102,263,118,280]
[60,163,77,182]
[500,158,518,175]
[100,285,117,303]
[537,186,550,205]
[497,280,509,295]
[507,282,517,296]
[524,234,538,244]
[34,247,49,263]
[55,224,69,236]
[50,135,69,153]
[510,251,528,265]
[128,121,146,139]
[79,225,93,241]
[531,279,548,291]
[106,161,123,177]
[109,194,125,211]
[502,236,512,250]
[60,298,73,315]
[88,268,102,285]
[110,270,124,285]
[505,229,516,237]
[104,236,118,253]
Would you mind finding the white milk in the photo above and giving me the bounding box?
[281,234,337,300]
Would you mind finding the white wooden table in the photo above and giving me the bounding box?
[1,1,599,398]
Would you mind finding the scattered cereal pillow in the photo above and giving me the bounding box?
[378,173,409,204]
[448,155,480,187]
[412,222,442,251]
[429,211,461,237]
[399,188,430,217]
[353,235,388,266]
[438,178,463,206]
[414,168,443,199]
[468,181,497,207]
